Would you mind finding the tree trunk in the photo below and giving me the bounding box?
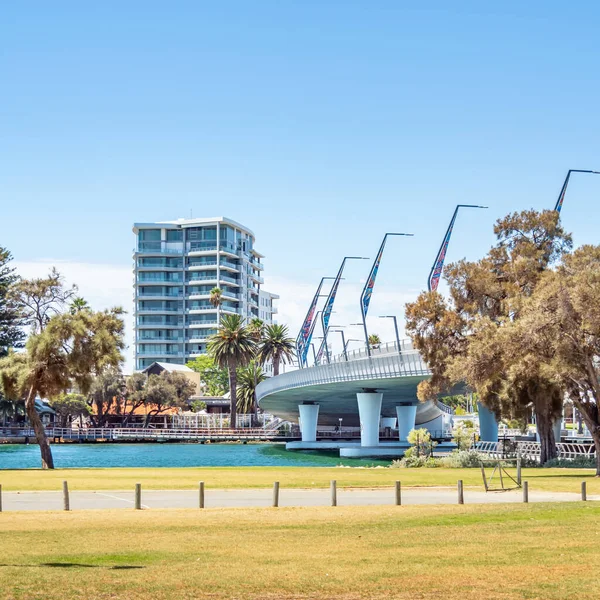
[535,409,557,464]
[25,385,54,469]
[228,360,237,429]
[273,350,280,377]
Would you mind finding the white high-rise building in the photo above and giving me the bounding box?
[133,217,277,371]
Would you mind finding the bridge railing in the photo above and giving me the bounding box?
[257,350,430,400]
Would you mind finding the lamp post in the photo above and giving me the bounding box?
[330,328,348,361]
[360,233,413,356]
[321,256,369,364]
[379,315,402,355]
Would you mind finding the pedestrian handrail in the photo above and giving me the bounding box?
[475,440,596,461]
[0,426,294,441]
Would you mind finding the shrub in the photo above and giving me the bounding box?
[452,422,475,451]
[406,428,436,457]
[440,450,500,468]
[390,455,441,468]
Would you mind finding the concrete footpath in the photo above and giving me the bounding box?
[1,487,595,511]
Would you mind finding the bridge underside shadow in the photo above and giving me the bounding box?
[258,375,440,427]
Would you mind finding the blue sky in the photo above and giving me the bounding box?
[2,1,600,366]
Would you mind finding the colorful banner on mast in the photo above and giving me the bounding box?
[554,172,571,214]
[296,278,326,367]
[360,237,387,318]
[428,213,457,292]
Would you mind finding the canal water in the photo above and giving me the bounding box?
[0,443,389,469]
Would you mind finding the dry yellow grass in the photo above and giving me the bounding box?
[1,465,599,494]
[1,503,599,599]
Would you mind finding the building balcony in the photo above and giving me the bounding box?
[187,320,218,327]
[137,337,184,343]
[187,307,218,314]
[137,322,183,329]
[219,247,239,259]
[137,307,183,314]
[187,262,218,270]
[249,272,264,285]
[137,293,183,300]
[135,350,184,357]
[250,259,264,271]
[136,279,183,285]
[186,276,219,284]
[135,242,183,255]
[219,260,240,272]
[136,266,182,272]
[219,275,240,286]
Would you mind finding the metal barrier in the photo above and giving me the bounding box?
[257,347,430,401]
[475,440,596,461]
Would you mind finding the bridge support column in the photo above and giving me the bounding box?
[396,404,417,442]
[357,392,383,447]
[298,403,319,443]
[477,402,498,442]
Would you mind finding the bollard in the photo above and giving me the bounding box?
[523,481,529,503]
[516,449,522,486]
[134,483,142,510]
[199,481,205,509]
[272,481,280,507]
[62,481,70,511]
[457,480,464,505]
[330,480,337,507]
[581,481,587,502]
[395,481,401,506]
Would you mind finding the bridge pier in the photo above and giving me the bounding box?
[396,404,417,442]
[356,392,383,447]
[298,403,319,443]
[477,403,498,442]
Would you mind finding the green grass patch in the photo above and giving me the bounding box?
[1,503,600,599]
[1,465,599,494]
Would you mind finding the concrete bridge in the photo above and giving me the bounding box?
[257,340,498,458]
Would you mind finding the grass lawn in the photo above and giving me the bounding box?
[0,466,599,494]
[1,503,599,599]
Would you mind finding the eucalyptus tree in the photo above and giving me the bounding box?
[207,314,256,428]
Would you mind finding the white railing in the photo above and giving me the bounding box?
[257,347,430,401]
[475,440,596,461]
[0,425,290,440]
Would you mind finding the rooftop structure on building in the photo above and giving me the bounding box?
[133,216,277,371]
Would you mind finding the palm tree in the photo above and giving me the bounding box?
[257,324,295,377]
[69,296,89,314]
[209,287,223,308]
[207,314,257,428]
[247,318,265,342]
[237,361,266,415]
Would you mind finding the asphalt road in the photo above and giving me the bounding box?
[1,487,594,511]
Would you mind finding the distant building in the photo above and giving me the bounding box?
[133,217,278,371]
[142,361,202,396]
